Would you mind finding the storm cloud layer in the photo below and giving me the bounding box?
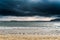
[0,0,60,17]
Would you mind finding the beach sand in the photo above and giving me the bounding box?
[0,27,60,40]
[0,34,60,40]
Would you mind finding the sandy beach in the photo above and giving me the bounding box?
[0,27,60,40]
[0,35,60,40]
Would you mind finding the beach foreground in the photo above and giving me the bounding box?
[0,27,60,40]
[0,35,60,40]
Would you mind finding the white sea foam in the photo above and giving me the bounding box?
[0,26,60,35]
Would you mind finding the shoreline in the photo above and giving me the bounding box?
[0,27,60,35]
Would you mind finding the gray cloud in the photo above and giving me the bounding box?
[0,0,60,17]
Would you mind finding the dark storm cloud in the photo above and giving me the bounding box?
[0,0,60,17]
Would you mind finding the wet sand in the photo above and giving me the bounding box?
[0,27,60,40]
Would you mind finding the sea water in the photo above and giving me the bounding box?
[0,21,59,27]
[0,21,60,35]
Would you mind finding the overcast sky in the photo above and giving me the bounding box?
[0,0,60,21]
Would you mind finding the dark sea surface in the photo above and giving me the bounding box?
[0,21,59,27]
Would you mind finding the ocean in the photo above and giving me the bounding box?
[0,21,59,27]
[0,21,60,35]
